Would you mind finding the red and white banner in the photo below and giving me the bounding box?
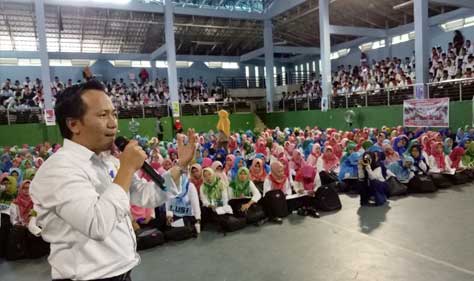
[403,98,449,127]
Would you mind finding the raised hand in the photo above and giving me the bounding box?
[177,128,196,168]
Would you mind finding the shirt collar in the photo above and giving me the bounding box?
[62,139,95,161]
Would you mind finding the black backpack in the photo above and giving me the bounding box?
[136,228,165,250]
[451,172,469,185]
[164,226,195,242]
[314,183,342,211]
[5,225,28,261]
[218,215,247,233]
[431,174,453,189]
[263,190,289,218]
[408,175,437,193]
[386,177,408,197]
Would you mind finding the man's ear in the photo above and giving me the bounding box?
[66,118,81,136]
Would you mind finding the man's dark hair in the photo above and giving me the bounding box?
[55,79,105,139]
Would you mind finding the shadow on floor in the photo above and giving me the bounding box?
[357,204,391,234]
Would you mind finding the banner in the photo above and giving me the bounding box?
[44,109,56,126]
[403,98,449,127]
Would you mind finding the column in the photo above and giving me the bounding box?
[264,19,275,113]
[414,0,429,99]
[319,0,331,111]
[164,0,180,115]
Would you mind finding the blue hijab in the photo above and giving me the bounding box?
[392,135,408,156]
[1,154,12,173]
[230,156,245,181]
[387,156,413,182]
[9,168,23,187]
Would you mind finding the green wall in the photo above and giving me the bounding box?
[0,101,470,147]
[0,113,256,146]
[261,101,472,131]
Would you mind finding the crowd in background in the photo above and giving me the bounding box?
[1,122,474,260]
[280,30,474,102]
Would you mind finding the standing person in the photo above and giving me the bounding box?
[30,80,196,281]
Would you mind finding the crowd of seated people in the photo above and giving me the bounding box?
[1,122,474,259]
[0,70,226,111]
[279,30,474,105]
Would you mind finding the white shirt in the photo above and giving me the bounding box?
[227,181,262,203]
[31,139,174,280]
[165,180,201,220]
[263,176,292,196]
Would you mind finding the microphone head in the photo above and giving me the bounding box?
[114,136,128,152]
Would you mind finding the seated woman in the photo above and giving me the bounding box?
[306,143,321,169]
[462,141,474,178]
[317,145,340,186]
[211,161,229,187]
[289,150,305,179]
[228,167,266,225]
[199,167,232,225]
[338,142,362,192]
[359,152,389,206]
[224,154,235,176]
[387,156,415,185]
[0,174,17,204]
[428,142,455,188]
[249,158,267,193]
[165,169,201,236]
[449,147,472,184]
[189,163,204,194]
[228,156,246,181]
[383,144,400,166]
[8,180,49,259]
[262,161,293,223]
[392,135,409,156]
[292,164,320,218]
[406,142,430,175]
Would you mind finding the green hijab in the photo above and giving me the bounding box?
[0,176,18,204]
[230,167,251,197]
[462,141,474,167]
[202,168,223,203]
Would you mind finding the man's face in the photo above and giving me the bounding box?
[69,90,118,154]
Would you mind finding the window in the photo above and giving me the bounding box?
[109,60,131,67]
[222,62,239,69]
[273,66,277,87]
[154,60,193,68]
[391,31,415,45]
[0,36,13,51]
[131,61,151,68]
[0,58,18,66]
[245,66,250,88]
[255,66,260,88]
[312,61,316,73]
[358,40,385,52]
[205,62,239,69]
[306,63,310,77]
[329,48,351,60]
[282,66,286,86]
[156,61,167,68]
[440,16,474,32]
[295,65,299,81]
[18,59,41,66]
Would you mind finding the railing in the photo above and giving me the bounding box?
[274,78,474,112]
[1,78,473,125]
[217,71,315,89]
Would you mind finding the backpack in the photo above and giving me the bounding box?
[314,183,342,211]
[136,228,165,250]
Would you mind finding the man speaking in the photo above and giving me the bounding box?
[31,80,195,281]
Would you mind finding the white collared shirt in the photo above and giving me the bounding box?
[31,139,173,280]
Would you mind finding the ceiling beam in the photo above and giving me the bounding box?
[329,25,387,38]
[150,44,166,60]
[240,47,265,62]
[264,0,306,20]
[9,0,264,20]
[274,46,320,55]
[430,0,474,9]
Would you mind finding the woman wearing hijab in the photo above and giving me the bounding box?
[9,180,34,226]
[229,156,246,181]
[392,135,409,156]
[189,163,204,194]
[462,141,474,170]
[448,147,473,183]
[200,167,231,224]
[290,150,305,179]
[292,164,320,218]
[8,168,23,187]
[407,143,429,175]
[211,161,229,188]
[383,144,400,166]
[359,152,389,206]
[338,142,361,189]
[444,138,454,155]
[165,170,201,235]
[228,167,265,225]
[428,142,455,174]
[0,174,17,204]
[306,143,321,169]
[317,145,341,185]
[387,157,415,184]
[262,161,293,223]
[224,154,235,175]
[249,158,267,193]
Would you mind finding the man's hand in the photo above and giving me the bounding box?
[119,140,147,172]
[166,216,173,226]
[177,128,196,168]
[114,140,146,192]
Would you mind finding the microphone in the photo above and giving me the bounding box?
[114,136,167,191]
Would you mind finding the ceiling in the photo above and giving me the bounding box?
[0,0,461,57]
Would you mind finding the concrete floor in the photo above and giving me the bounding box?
[2,184,474,281]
